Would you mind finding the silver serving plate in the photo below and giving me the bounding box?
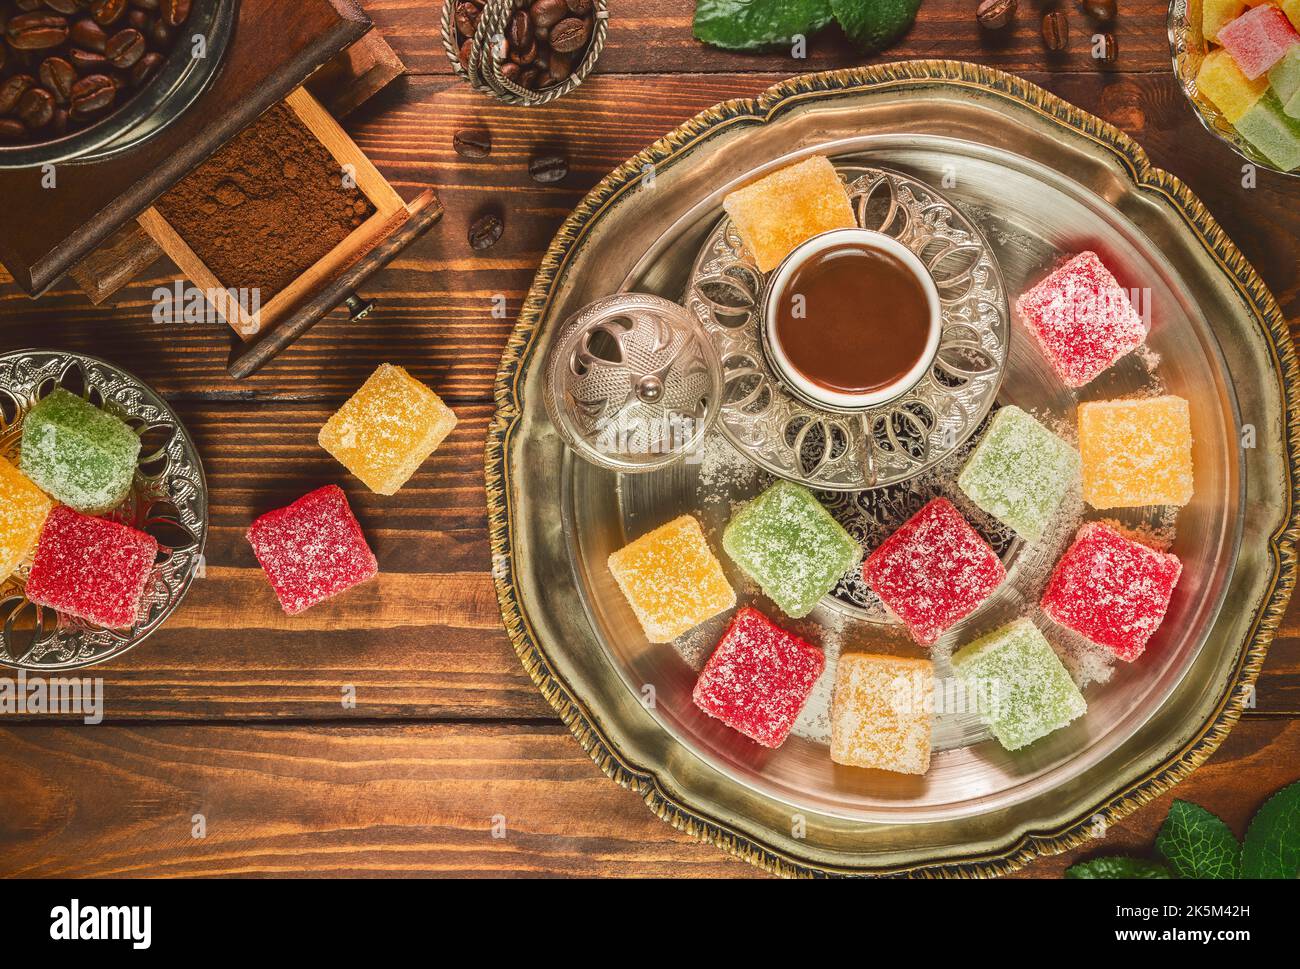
[0,351,208,671]
[688,166,1009,490]
[488,62,1299,876]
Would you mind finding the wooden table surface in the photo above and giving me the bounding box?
[1,0,1297,878]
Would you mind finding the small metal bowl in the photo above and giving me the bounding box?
[0,0,237,170]
[0,350,208,671]
[1169,0,1299,177]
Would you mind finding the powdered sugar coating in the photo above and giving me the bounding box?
[957,404,1080,542]
[1078,395,1194,508]
[829,653,933,773]
[692,606,824,748]
[608,515,735,643]
[723,479,861,618]
[318,363,458,496]
[0,455,52,584]
[20,388,141,515]
[952,618,1087,751]
[721,155,857,273]
[247,485,378,616]
[25,505,159,629]
[862,497,1005,645]
[1219,4,1300,79]
[1016,251,1146,388]
[1041,522,1182,661]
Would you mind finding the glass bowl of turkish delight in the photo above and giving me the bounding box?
[1170,0,1300,174]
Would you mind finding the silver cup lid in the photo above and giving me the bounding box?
[543,293,722,473]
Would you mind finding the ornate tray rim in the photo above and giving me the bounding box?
[485,61,1300,878]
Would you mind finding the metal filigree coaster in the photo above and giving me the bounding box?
[0,351,208,671]
[543,293,723,473]
[685,165,1009,490]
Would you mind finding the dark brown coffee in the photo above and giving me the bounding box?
[773,242,932,396]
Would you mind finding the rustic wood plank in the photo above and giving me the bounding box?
[2,72,1295,402]
[0,718,1294,878]
[368,0,1180,77]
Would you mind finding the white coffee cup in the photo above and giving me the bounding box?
[762,228,942,411]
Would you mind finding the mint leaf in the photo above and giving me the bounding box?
[694,0,834,51]
[1242,780,1300,878]
[1155,801,1241,879]
[831,0,921,53]
[1065,857,1173,879]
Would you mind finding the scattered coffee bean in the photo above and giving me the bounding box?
[1095,31,1118,64]
[528,153,568,184]
[453,127,492,158]
[1042,10,1069,51]
[976,0,1017,30]
[468,212,504,250]
[1078,0,1117,22]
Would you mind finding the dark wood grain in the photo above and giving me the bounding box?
[0,719,1294,878]
[0,7,1297,877]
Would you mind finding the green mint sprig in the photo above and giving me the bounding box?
[693,0,921,54]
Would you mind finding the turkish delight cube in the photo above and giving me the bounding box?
[1269,43,1300,112]
[1078,396,1194,508]
[957,404,1080,542]
[319,363,458,496]
[1205,0,1247,41]
[1015,251,1146,388]
[722,155,857,273]
[1041,522,1183,661]
[25,505,159,629]
[692,606,825,748]
[829,652,933,774]
[608,515,735,643]
[20,388,141,515]
[247,485,379,616]
[722,479,861,618]
[1219,4,1300,79]
[1236,91,1300,169]
[0,456,52,584]
[862,498,1005,645]
[952,618,1087,751]
[1198,48,1269,122]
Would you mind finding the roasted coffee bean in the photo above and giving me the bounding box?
[0,73,34,113]
[132,0,161,11]
[547,51,571,82]
[129,49,161,85]
[549,16,589,53]
[42,0,80,14]
[509,39,537,65]
[69,71,115,113]
[160,0,188,27]
[1041,10,1069,50]
[91,0,126,26]
[528,153,568,184]
[1095,31,1118,63]
[0,117,27,140]
[453,127,491,158]
[1078,0,1116,21]
[519,66,541,89]
[458,38,472,70]
[16,84,54,126]
[126,8,147,30]
[468,212,504,250]
[508,9,531,48]
[38,55,76,102]
[70,17,108,51]
[105,26,145,67]
[7,12,71,50]
[67,47,110,70]
[530,0,568,29]
[976,0,1017,29]
[499,59,520,82]
[565,0,593,14]
[454,1,479,39]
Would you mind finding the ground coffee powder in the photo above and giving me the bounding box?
[156,103,375,300]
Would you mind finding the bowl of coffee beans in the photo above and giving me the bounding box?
[0,0,236,168]
[442,0,608,106]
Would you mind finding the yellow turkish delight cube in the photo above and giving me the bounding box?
[829,653,933,774]
[0,455,53,583]
[1079,396,1194,508]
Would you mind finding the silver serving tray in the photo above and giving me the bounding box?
[487,62,1299,876]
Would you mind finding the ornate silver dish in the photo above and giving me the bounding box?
[0,350,208,671]
[1169,0,1300,178]
[488,62,1299,876]
[687,165,1008,490]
